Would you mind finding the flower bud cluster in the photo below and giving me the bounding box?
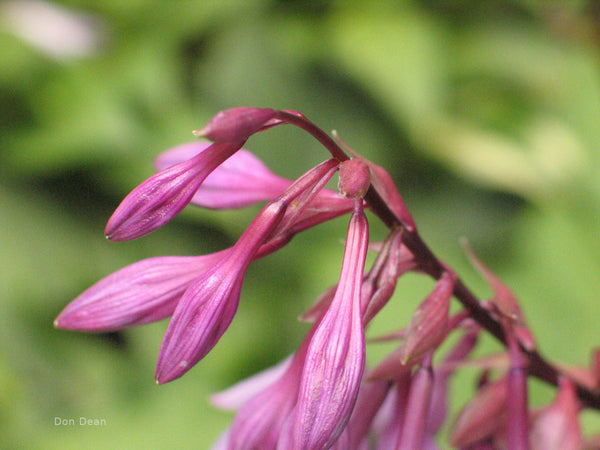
[56,107,600,448]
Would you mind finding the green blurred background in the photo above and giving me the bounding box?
[2,0,600,447]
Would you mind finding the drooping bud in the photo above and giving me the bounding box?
[154,142,292,209]
[397,353,435,449]
[105,141,243,241]
[54,252,228,332]
[192,107,278,142]
[291,204,369,449]
[338,158,371,199]
[155,201,287,384]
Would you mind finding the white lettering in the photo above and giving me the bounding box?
[79,417,107,426]
[54,417,75,426]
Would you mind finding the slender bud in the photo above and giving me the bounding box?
[450,374,509,447]
[154,142,292,209]
[397,353,435,449]
[400,272,454,364]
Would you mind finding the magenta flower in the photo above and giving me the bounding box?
[290,202,370,449]
[105,141,245,241]
[54,251,228,332]
[154,142,293,209]
[155,159,341,384]
[225,334,312,449]
[155,200,286,384]
[57,107,597,448]
[192,107,278,142]
[105,108,283,241]
[220,201,370,449]
[396,353,435,449]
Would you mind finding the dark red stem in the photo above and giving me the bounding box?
[281,110,600,411]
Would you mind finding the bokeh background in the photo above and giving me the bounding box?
[2,0,600,448]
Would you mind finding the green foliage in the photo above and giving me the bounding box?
[2,0,600,447]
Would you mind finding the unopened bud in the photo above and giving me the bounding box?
[338,159,371,199]
[401,271,454,364]
[193,107,277,143]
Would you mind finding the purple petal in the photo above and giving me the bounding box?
[211,356,293,410]
[54,253,226,332]
[193,107,277,142]
[397,354,435,449]
[155,201,286,383]
[105,141,242,241]
[292,205,369,449]
[155,264,245,384]
[155,142,292,209]
[228,326,316,449]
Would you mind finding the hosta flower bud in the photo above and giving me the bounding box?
[193,107,277,142]
[338,158,371,199]
[450,374,509,447]
[400,271,454,364]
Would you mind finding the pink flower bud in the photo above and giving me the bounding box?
[400,272,454,364]
[105,141,243,241]
[154,142,292,209]
[192,107,277,142]
[338,158,371,199]
[291,205,369,449]
[54,252,228,332]
[450,374,509,447]
[155,201,286,384]
[397,354,435,449]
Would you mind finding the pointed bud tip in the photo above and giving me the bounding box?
[196,107,277,142]
[192,128,206,138]
[104,231,128,242]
